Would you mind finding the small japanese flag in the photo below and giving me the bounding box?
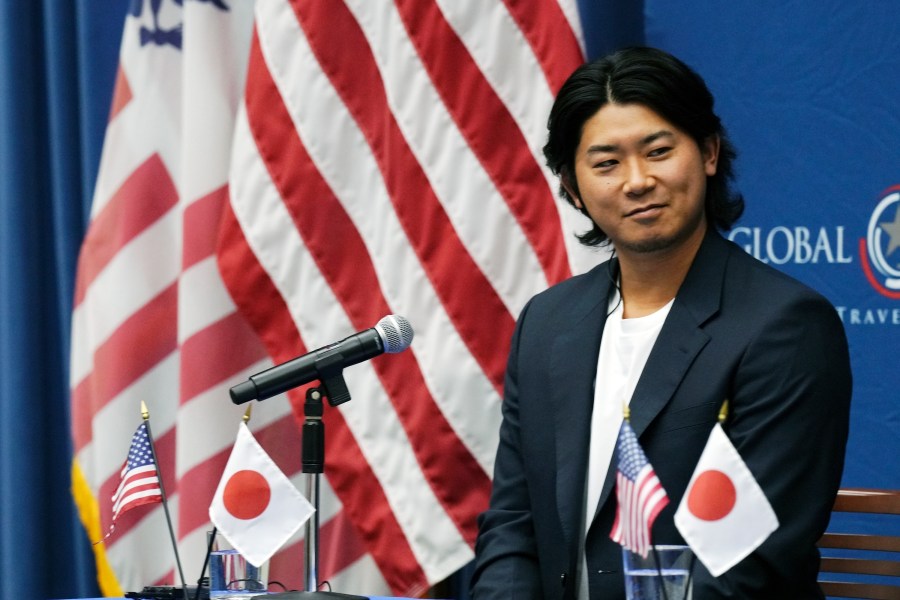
[674,423,779,577]
[210,423,315,567]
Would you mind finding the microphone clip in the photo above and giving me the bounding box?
[313,349,352,406]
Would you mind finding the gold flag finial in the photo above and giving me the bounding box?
[141,400,149,421]
[623,403,630,421]
[718,399,730,423]
[243,404,252,423]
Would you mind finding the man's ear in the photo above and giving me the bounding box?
[703,135,720,177]
[561,171,583,210]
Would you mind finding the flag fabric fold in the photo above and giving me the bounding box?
[210,423,315,567]
[610,420,670,558]
[674,423,779,577]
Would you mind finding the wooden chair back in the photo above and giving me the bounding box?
[818,488,900,599]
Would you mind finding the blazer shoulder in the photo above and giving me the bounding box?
[723,237,834,302]
[717,237,844,332]
[523,259,612,318]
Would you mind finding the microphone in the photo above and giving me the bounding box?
[230,315,414,405]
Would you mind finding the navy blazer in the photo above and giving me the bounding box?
[472,230,851,599]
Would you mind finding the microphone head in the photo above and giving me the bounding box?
[374,315,414,353]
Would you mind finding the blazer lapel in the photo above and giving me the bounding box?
[551,264,615,551]
[630,231,728,437]
[592,231,729,514]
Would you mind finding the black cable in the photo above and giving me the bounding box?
[605,250,623,316]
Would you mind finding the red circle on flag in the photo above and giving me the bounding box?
[223,470,271,520]
[687,469,736,521]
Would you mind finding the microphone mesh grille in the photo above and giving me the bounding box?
[376,315,414,353]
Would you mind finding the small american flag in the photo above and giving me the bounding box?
[110,421,162,526]
[610,420,669,558]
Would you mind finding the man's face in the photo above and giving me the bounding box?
[567,102,719,256]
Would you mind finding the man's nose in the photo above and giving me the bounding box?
[622,160,654,196]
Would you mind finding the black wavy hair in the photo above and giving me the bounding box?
[543,46,744,247]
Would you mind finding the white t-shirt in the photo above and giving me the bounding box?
[577,290,673,599]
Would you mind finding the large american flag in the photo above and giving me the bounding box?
[610,420,670,558]
[70,0,594,595]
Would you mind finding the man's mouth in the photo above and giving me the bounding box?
[625,204,665,217]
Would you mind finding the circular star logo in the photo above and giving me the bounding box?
[861,186,900,299]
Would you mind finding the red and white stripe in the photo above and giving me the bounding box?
[112,464,161,519]
[611,466,670,558]
[72,0,591,595]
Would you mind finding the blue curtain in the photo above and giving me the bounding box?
[0,1,126,598]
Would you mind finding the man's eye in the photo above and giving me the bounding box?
[648,147,672,158]
[594,159,617,169]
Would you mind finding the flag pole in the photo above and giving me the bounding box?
[142,401,189,600]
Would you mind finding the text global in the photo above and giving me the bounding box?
[728,226,853,265]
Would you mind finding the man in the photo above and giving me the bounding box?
[471,47,851,599]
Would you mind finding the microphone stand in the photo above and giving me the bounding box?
[263,377,364,600]
[303,387,324,593]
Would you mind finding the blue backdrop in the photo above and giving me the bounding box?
[1,2,896,598]
[643,2,900,489]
